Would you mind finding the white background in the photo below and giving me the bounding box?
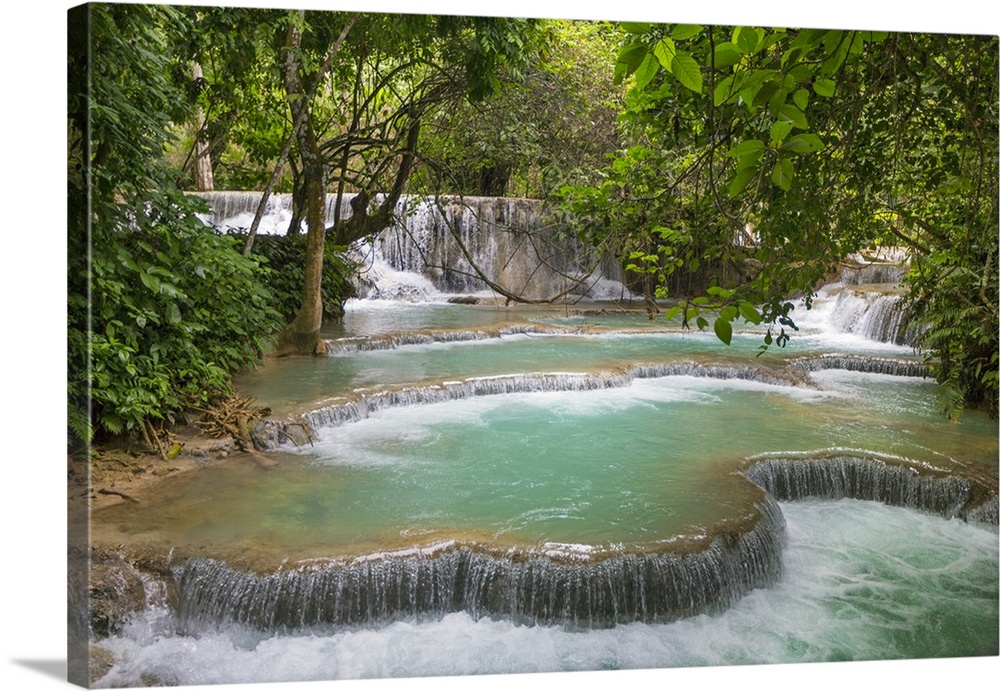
[2,1,997,690]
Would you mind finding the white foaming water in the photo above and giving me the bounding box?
[93,499,998,687]
[792,286,916,354]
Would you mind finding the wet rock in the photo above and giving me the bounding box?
[89,553,147,638]
[88,644,115,686]
[447,295,480,304]
[281,420,314,447]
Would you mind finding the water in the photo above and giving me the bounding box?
[93,500,998,687]
[91,195,997,685]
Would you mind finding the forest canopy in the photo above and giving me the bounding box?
[68,3,998,450]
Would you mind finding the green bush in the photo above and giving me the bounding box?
[73,190,282,442]
[241,233,357,324]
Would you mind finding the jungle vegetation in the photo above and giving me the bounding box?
[68,3,998,452]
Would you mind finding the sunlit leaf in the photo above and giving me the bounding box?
[621,22,652,34]
[671,52,702,93]
[653,37,677,70]
[633,53,659,91]
[813,78,836,97]
[671,24,703,41]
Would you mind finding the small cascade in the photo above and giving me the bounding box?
[839,260,909,286]
[744,452,974,519]
[962,495,999,532]
[796,354,930,378]
[171,496,785,631]
[827,288,918,345]
[279,363,806,441]
[320,324,573,354]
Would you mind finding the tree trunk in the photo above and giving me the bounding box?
[191,63,214,192]
[274,17,326,356]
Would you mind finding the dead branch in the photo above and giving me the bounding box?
[193,395,272,451]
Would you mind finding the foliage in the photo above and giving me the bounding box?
[87,194,280,437]
[415,20,625,199]
[236,233,358,323]
[69,4,282,447]
[562,22,998,416]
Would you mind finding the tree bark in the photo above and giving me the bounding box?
[274,16,327,356]
[191,63,214,192]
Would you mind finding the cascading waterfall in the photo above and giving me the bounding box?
[744,453,974,518]
[196,191,631,302]
[320,324,575,354]
[795,354,930,378]
[252,363,806,445]
[828,288,917,345]
[88,197,995,687]
[839,259,909,286]
[171,495,785,631]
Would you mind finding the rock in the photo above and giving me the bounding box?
[88,645,115,686]
[88,553,148,638]
[447,295,480,304]
[281,420,314,447]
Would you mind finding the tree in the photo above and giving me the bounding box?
[68,3,282,446]
[254,11,544,355]
[415,19,625,199]
[561,23,998,416]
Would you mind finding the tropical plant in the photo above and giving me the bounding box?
[561,22,998,416]
[69,3,282,448]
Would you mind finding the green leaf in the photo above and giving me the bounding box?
[738,302,763,325]
[734,26,762,54]
[633,53,659,91]
[653,37,677,70]
[139,271,161,293]
[166,302,181,324]
[813,78,836,97]
[714,75,738,106]
[777,103,809,129]
[793,88,810,110]
[621,22,652,34]
[713,42,742,68]
[728,165,758,198]
[671,24,702,41]
[770,120,793,143]
[781,133,825,154]
[696,316,710,330]
[671,52,702,93]
[663,305,682,321]
[616,42,648,81]
[714,317,733,345]
[728,138,765,160]
[771,157,795,190]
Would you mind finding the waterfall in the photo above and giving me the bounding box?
[196,191,630,302]
[796,354,930,378]
[171,496,785,631]
[839,260,909,286]
[827,288,918,345]
[744,453,974,519]
[320,324,574,354]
